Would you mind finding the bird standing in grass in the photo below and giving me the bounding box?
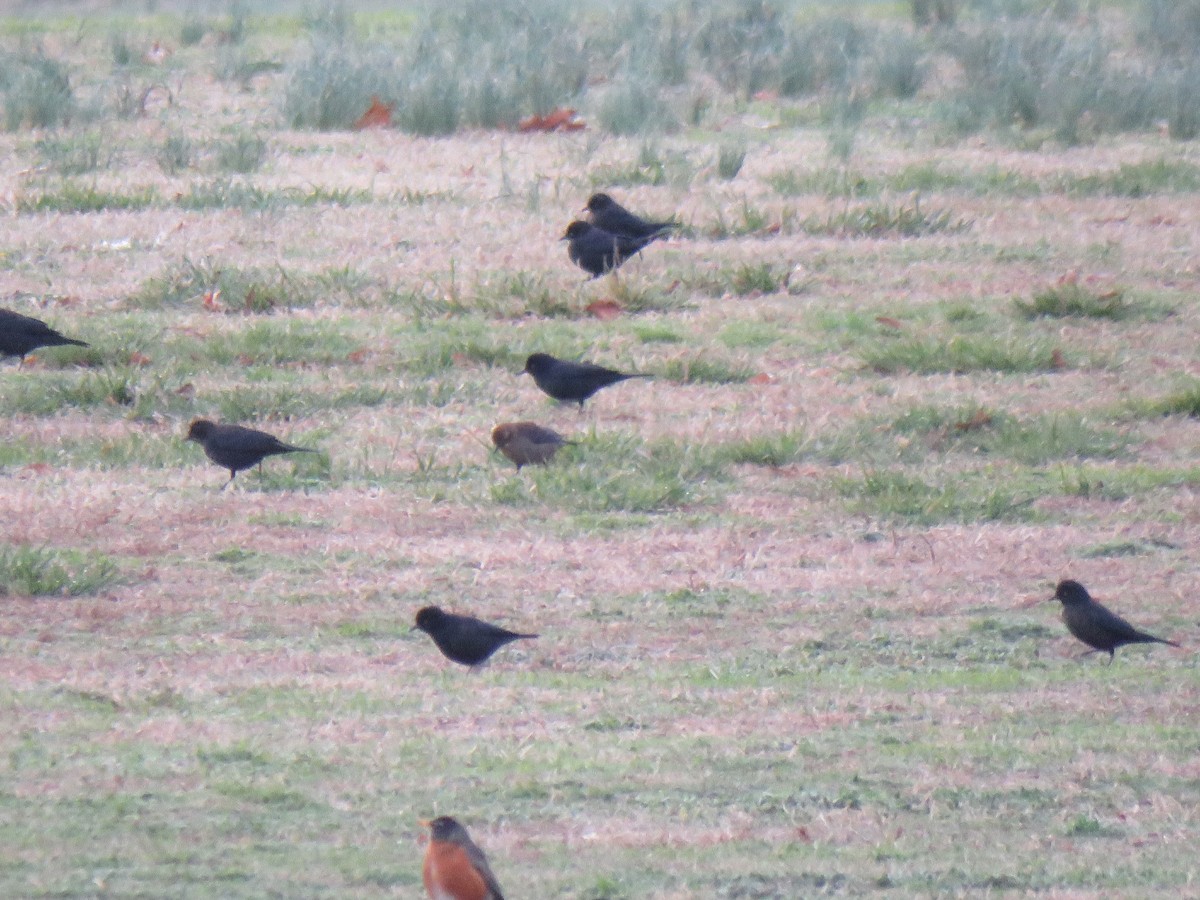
[186,418,316,489]
[521,352,650,410]
[585,191,678,241]
[491,421,574,470]
[413,606,537,668]
[561,220,654,278]
[421,816,506,900]
[1051,579,1179,662]
[0,308,88,366]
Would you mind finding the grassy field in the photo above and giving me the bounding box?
[1,2,1198,897]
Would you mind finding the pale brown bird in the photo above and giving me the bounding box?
[491,421,574,470]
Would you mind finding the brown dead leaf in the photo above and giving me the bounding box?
[23,462,52,475]
[518,108,586,132]
[128,352,152,367]
[347,349,369,364]
[875,316,904,330]
[586,299,623,320]
[954,409,993,432]
[748,373,774,385]
[451,352,471,367]
[236,354,254,366]
[175,382,195,399]
[201,289,222,312]
[354,95,393,130]
[1049,348,1067,369]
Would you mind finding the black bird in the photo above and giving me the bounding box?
[491,421,575,470]
[186,418,316,488]
[413,606,538,668]
[0,308,88,365]
[1051,579,1180,662]
[521,352,650,410]
[562,220,654,278]
[585,192,677,241]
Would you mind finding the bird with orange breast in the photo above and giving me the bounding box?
[421,816,506,900]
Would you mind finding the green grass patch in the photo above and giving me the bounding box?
[862,333,1066,375]
[803,199,971,238]
[1013,282,1146,320]
[18,182,159,214]
[132,258,372,312]
[836,469,1038,525]
[0,546,119,597]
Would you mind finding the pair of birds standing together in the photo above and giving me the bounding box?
[562,191,678,279]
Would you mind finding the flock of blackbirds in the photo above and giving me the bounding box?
[1,190,1184,900]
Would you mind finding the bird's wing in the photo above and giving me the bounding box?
[463,840,506,900]
[524,425,567,446]
[1091,604,1153,641]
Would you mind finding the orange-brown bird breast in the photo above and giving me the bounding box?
[423,839,494,900]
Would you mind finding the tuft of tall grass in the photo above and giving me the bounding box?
[0,546,120,597]
[0,48,75,130]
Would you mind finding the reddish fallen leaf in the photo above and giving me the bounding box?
[201,289,222,312]
[795,826,812,843]
[753,89,780,101]
[347,349,369,364]
[128,351,152,367]
[1049,348,1067,369]
[175,382,195,398]
[764,222,782,234]
[586,299,623,320]
[1058,270,1079,285]
[664,279,681,294]
[460,166,475,177]
[518,108,586,132]
[748,373,774,385]
[954,409,993,431]
[23,462,53,475]
[237,354,254,366]
[875,316,904,330]
[450,352,471,367]
[354,95,393,130]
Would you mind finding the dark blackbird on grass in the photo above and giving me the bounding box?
[413,606,538,668]
[0,308,88,365]
[186,418,316,488]
[1051,579,1180,662]
[585,192,677,241]
[521,352,650,409]
[561,220,654,278]
[491,421,575,470]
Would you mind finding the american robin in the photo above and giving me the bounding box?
[521,352,650,410]
[186,418,317,489]
[421,815,506,900]
[491,422,575,470]
[0,308,88,365]
[584,192,677,241]
[561,220,655,278]
[1051,579,1180,662]
[413,606,537,668]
